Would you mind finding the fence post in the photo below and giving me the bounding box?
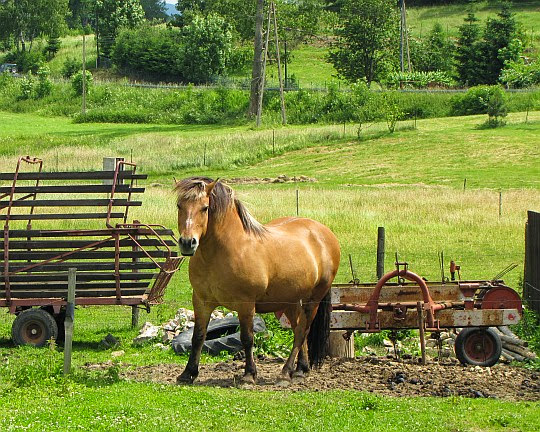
[64,268,76,375]
[377,227,385,280]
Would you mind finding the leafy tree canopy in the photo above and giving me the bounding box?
[329,0,398,86]
[0,0,69,52]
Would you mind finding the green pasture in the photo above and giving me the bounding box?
[0,110,539,430]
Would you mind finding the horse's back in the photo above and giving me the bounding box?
[265,216,340,280]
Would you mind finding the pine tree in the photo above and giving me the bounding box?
[481,1,518,84]
[455,12,483,86]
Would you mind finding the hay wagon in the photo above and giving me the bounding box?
[1,156,182,346]
[329,261,523,366]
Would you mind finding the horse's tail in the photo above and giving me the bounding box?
[307,290,331,369]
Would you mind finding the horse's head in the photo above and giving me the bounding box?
[174,178,219,256]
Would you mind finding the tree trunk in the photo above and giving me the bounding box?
[248,0,265,117]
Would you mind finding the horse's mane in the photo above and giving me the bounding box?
[174,177,267,238]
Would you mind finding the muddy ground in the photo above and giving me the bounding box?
[97,356,540,401]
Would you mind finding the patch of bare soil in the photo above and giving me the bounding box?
[108,357,540,400]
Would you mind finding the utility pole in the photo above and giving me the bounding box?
[82,16,87,116]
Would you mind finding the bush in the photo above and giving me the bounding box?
[4,50,45,74]
[35,66,52,98]
[451,85,507,116]
[500,59,540,89]
[384,70,455,89]
[112,15,232,84]
[18,75,34,100]
[61,57,81,79]
[71,70,93,96]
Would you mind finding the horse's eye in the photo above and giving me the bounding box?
[202,206,209,213]
[177,204,182,210]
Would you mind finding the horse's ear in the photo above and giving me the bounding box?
[205,178,220,197]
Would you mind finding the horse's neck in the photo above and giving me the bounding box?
[201,206,249,251]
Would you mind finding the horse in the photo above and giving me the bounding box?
[174,177,340,385]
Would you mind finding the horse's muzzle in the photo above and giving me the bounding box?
[179,236,198,256]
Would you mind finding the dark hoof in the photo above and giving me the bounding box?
[241,374,256,385]
[176,373,195,385]
[276,375,291,387]
[292,370,306,381]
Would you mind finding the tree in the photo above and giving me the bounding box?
[0,0,69,53]
[139,0,168,21]
[328,0,398,86]
[95,0,144,62]
[248,0,265,117]
[481,1,519,84]
[178,14,232,83]
[455,12,483,86]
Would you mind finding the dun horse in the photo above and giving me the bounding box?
[174,177,340,385]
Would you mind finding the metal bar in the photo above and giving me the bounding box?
[0,199,142,208]
[417,301,426,365]
[1,238,175,249]
[0,171,146,180]
[5,228,175,238]
[0,185,145,194]
[0,213,126,221]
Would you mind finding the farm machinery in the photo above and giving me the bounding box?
[329,260,523,367]
[1,156,182,346]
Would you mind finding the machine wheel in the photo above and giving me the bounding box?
[11,308,59,347]
[454,327,502,367]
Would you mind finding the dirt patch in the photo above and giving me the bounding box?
[224,175,316,185]
[95,357,540,400]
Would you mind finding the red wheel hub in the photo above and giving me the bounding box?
[464,331,496,363]
[481,286,522,314]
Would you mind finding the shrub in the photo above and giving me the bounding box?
[4,50,45,74]
[451,85,507,116]
[35,66,52,98]
[384,70,455,89]
[500,59,540,89]
[381,92,404,133]
[61,57,81,79]
[71,70,93,96]
[482,86,508,128]
[18,75,35,100]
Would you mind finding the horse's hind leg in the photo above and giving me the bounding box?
[279,302,316,383]
[238,306,257,384]
[177,295,215,384]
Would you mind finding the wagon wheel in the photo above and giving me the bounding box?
[11,308,59,347]
[454,327,502,367]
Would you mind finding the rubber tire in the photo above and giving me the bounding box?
[454,327,502,367]
[12,308,59,347]
[40,306,66,342]
[172,316,266,356]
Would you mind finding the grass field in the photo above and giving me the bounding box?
[1,110,540,430]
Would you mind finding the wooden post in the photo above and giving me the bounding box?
[328,331,355,359]
[417,301,426,365]
[271,2,287,125]
[256,3,272,127]
[376,227,385,280]
[499,190,502,218]
[131,306,140,328]
[82,25,86,116]
[295,189,299,216]
[64,268,76,375]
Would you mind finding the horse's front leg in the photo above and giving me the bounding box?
[177,295,214,384]
[238,306,257,384]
